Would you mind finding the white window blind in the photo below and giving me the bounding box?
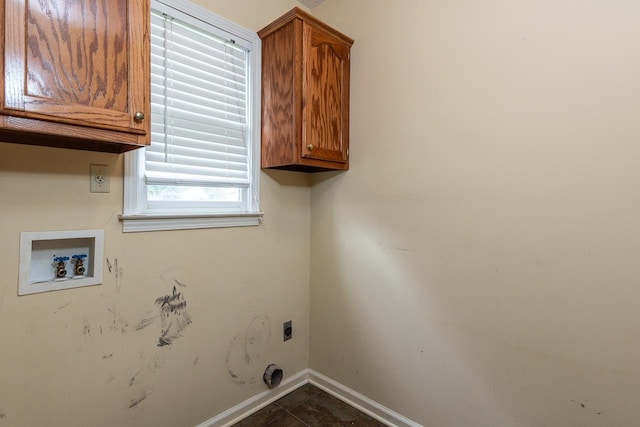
[148,9,250,189]
[122,0,261,232]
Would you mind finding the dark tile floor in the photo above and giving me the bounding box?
[232,383,387,426]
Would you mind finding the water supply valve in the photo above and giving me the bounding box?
[53,256,69,279]
[72,254,88,276]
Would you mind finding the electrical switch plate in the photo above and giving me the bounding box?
[90,164,109,193]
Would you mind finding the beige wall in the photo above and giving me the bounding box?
[0,2,308,426]
[311,1,640,426]
[5,1,640,426]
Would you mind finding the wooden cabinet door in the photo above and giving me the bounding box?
[3,0,148,137]
[300,21,350,164]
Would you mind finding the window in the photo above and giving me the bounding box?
[122,0,261,232]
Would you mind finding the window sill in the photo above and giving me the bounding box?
[118,212,263,232]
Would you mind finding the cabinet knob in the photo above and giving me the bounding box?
[306,144,314,151]
[133,111,145,122]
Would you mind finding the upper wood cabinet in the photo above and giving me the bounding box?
[0,0,150,153]
[259,8,353,172]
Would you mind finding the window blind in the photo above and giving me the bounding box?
[147,10,250,187]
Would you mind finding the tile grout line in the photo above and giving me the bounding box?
[267,409,310,427]
[274,401,312,427]
[287,410,312,427]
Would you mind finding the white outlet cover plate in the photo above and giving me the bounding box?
[90,164,110,193]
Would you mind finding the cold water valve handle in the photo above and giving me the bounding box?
[53,256,69,279]
[71,254,88,276]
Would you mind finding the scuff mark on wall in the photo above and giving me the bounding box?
[54,301,72,313]
[133,304,163,332]
[0,411,5,419]
[106,257,124,290]
[126,354,164,410]
[155,286,192,347]
[128,392,148,409]
[226,368,244,384]
[245,315,271,364]
[194,356,199,366]
[102,353,113,359]
[571,400,586,408]
[129,368,143,387]
[377,242,416,252]
[159,268,190,289]
[392,247,415,252]
[570,400,604,415]
[82,317,91,337]
[149,355,163,373]
[225,315,272,387]
[226,337,246,385]
[134,314,158,331]
[106,304,129,333]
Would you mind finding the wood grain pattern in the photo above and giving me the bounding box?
[261,20,297,168]
[0,115,142,153]
[302,22,349,162]
[259,8,352,172]
[26,0,128,111]
[0,0,150,152]
[0,0,5,114]
[258,7,353,46]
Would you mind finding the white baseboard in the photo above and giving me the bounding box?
[195,368,421,427]
[308,369,422,427]
[194,369,309,427]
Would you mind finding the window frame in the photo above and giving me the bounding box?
[121,0,262,233]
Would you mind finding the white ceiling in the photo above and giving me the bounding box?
[297,0,327,9]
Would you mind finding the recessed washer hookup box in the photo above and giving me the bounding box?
[18,229,104,295]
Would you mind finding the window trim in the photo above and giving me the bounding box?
[120,0,262,232]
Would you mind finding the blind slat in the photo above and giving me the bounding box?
[146,143,248,164]
[151,107,246,136]
[149,129,247,153]
[149,141,247,160]
[151,75,247,110]
[146,153,247,173]
[149,115,246,143]
[154,60,246,93]
[146,164,248,181]
[151,86,246,119]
